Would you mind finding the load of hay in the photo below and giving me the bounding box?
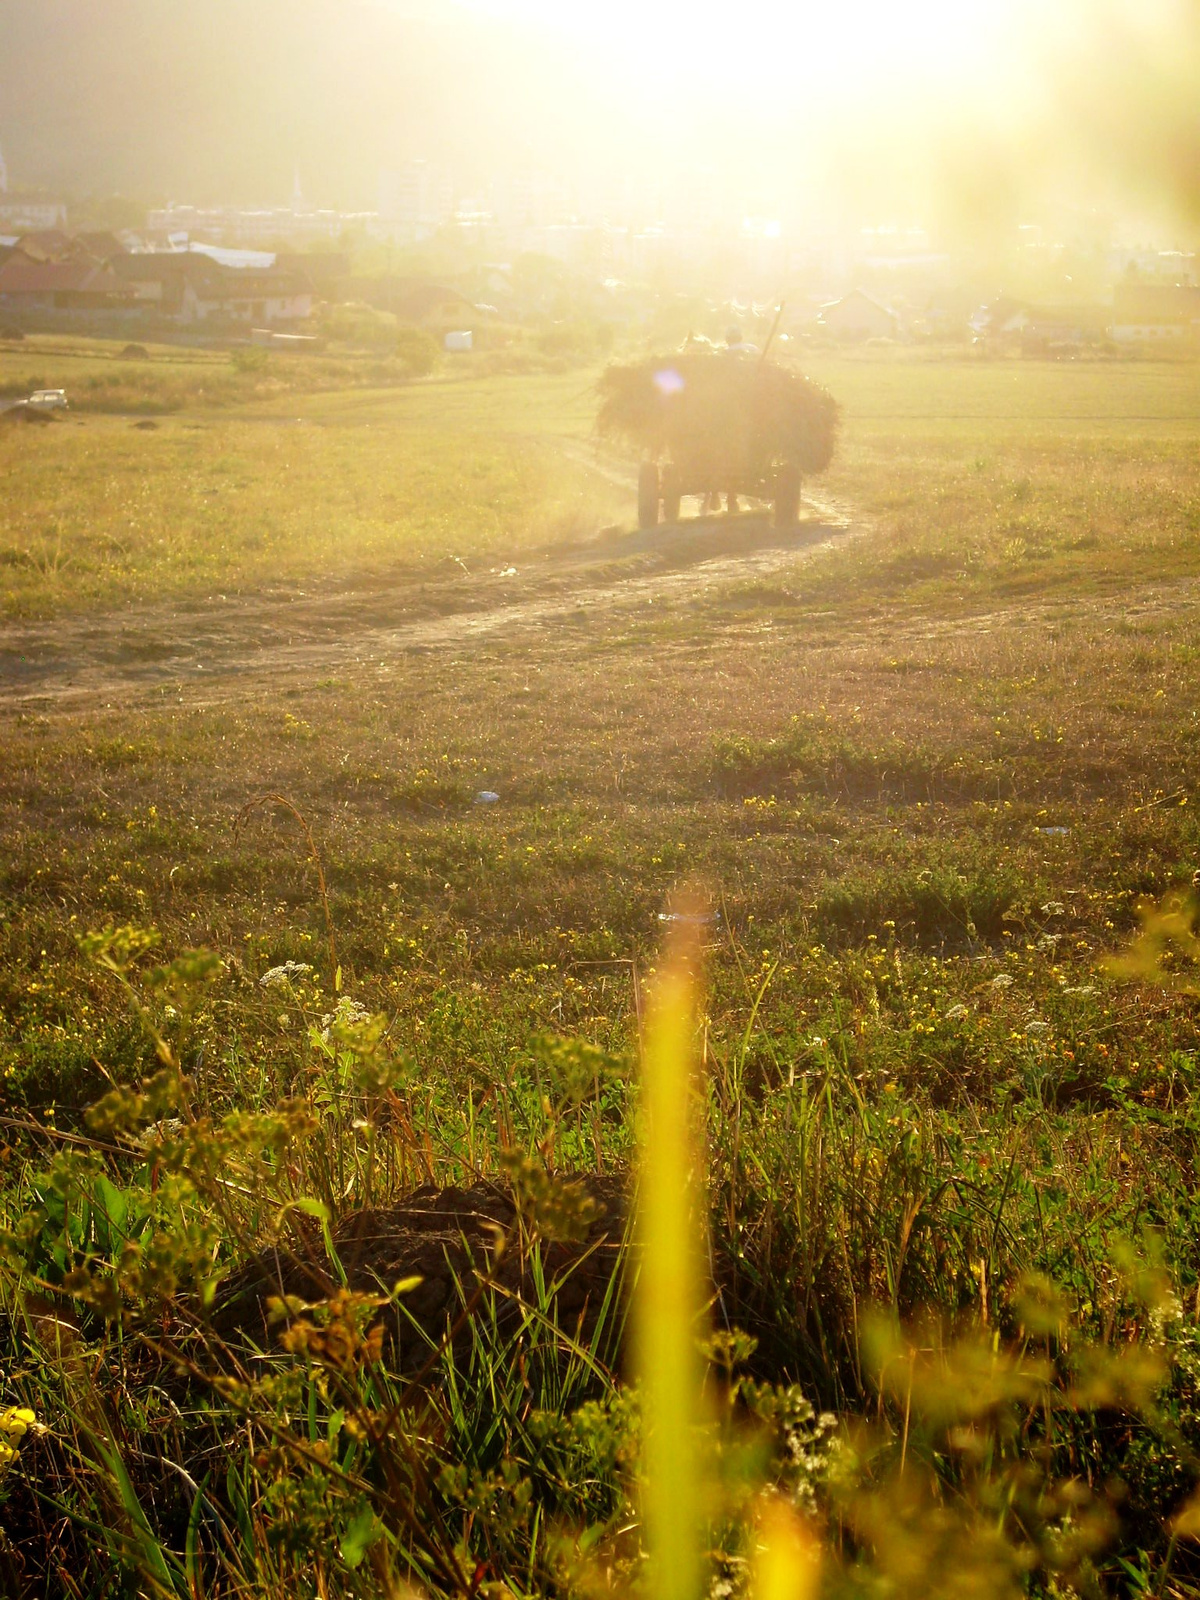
[596,350,838,484]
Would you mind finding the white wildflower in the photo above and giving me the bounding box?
[260,961,314,989]
[136,1117,186,1149]
[319,996,372,1044]
[991,973,1015,989]
[1025,1020,1050,1035]
[1040,901,1067,916]
[1151,1291,1184,1336]
[944,1003,969,1020]
[1063,984,1096,997]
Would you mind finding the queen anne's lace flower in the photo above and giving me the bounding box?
[260,961,314,989]
[319,996,372,1045]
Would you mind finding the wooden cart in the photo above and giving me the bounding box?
[635,456,802,530]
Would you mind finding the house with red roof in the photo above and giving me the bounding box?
[0,254,133,313]
[110,252,314,324]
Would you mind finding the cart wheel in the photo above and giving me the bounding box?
[661,464,682,524]
[637,462,660,529]
[773,463,801,528]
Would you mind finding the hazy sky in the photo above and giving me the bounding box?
[454,0,1018,91]
[1,0,1196,237]
[427,0,1198,236]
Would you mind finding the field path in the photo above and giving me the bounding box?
[0,470,861,713]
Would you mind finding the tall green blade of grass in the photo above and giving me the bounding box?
[635,909,710,1600]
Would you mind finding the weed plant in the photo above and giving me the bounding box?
[4,901,1200,1596]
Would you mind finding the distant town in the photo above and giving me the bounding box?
[1,141,1198,354]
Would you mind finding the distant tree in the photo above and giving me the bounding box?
[69,194,149,232]
[230,345,269,374]
[320,301,399,350]
[510,252,580,318]
[394,324,439,377]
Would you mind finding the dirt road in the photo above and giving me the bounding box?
[0,485,859,714]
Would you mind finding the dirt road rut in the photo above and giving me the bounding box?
[0,489,859,714]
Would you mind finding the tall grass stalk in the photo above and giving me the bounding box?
[635,906,711,1600]
[753,1499,821,1600]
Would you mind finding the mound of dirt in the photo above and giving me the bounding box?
[0,402,54,427]
[212,1174,630,1369]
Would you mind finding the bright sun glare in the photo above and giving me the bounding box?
[458,0,1018,96]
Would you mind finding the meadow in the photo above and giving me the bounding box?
[3,345,1200,1596]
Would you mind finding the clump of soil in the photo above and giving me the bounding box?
[0,402,55,427]
[213,1175,629,1369]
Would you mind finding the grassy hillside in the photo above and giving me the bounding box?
[0,364,621,616]
[3,350,1200,1595]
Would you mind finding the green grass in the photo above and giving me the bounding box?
[800,354,1200,612]
[4,344,1200,1595]
[0,371,623,617]
[0,331,433,414]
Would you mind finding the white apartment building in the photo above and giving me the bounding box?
[378,160,454,243]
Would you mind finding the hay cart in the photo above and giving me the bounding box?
[597,351,838,532]
[636,456,802,530]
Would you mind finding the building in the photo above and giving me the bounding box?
[0,255,132,314]
[7,228,74,262]
[377,161,454,243]
[910,288,978,341]
[0,138,68,230]
[1019,305,1109,353]
[817,289,899,341]
[0,198,68,232]
[110,252,314,324]
[1111,284,1200,343]
[0,225,316,327]
[969,297,1031,344]
[146,202,376,250]
[1108,248,1199,285]
[275,252,349,300]
[488,170,573,234]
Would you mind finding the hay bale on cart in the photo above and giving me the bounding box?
[597,351,838,529]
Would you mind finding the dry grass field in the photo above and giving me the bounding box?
[3,347,1200,1597]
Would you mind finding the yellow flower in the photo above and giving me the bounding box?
[0,1407,36,1439]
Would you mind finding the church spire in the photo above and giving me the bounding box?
[292,165,304,210]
